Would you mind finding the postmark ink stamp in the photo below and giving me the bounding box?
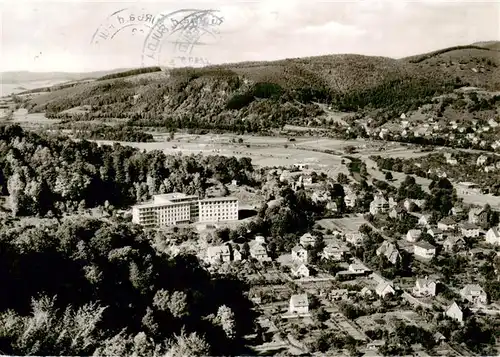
[141,9,224,70]
[91,8,156,46]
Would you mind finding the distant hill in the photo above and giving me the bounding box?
[19,41,500,133]
[1,69,133,83]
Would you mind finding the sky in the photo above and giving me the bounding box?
[1,0,499,72]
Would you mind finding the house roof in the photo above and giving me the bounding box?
[207,245,231,256]
[291,261,308,273]
[446,301,463,313]
[292,244,306,253]
[416,278,436,289]
[290,293,309,307]
[470,207,485,216]
[488,227,500,238]
[444,235,465,246]
[462,222,479,230]
[300,233,316,242]
[414,241,436,250]
[428,227,443,234]
[375,282,395,295]
[439,217,456,225]
[408,229,422,237]
[461,284,486,296]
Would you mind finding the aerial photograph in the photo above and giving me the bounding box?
[0,0,499,356]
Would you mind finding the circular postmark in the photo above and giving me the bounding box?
[91,8,157,45]
[141,9,224,70]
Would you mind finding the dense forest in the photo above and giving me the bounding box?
[0,125,255,217]
[0,217,254,356]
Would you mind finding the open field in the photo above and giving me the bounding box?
[317,215,366,233]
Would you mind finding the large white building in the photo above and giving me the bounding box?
[132,193,238,228]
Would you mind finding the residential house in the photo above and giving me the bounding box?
[413,277,438,297]
[376,241,401,265]
[461,223,481,238]
[291,261,310,278]
[348,262,371,275]
[360,287,373,297]
[388,197,397,209]
[279,170,292,183]
[249,240,270,261]
[369,195,389,215]
[437,217,457,231]
[389,205,405,219]
[443,235,466,253]
[477,155,489,166]
[468,207,488,226]
[326,201,338,213]
[485,227,500,246]
[232,247,242,261]
[289,294,309,314]
[206,245,231,264]
[344,192,357,208]
[460,284,488,305]
[322,243,347,261]
[311,190,331,204]
[445,301,464,323]
[427,227,444,241]
[450,206,465,217]
[413,241,436,259]
[300,233,316,247]
[418,214,432,228]
[291,245,308,263]
[346,232,365,246]
[329,289,349,301]
[375,281,395,298]
[406,229,422,243]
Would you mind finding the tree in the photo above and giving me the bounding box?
[384,171,393,181]
[216,305,236,339]
[164,330,211,357]
[313,307,330,323]
[337,173,349,184]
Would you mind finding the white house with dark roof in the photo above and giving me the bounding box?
[300,233,316,247]
[376,241,401,265]
[406,229,422,242]
[461,223,480,238]
[437,217,457,231]
[485,227,500,245]
[370,195,389,215]
[291,261,310,278]
[413,277,438,297]
[322,243,347,261]
[249,240,270,261]
[418,214,432,228]
[289,293,309,314]
[346,232,365,246]
[206,245,232,264]
[427,227,444,241]
[413,241,436,259]
[460,284,488,305]
[291,245,308,263]
[348,262,371,274]
[443,235,466,253]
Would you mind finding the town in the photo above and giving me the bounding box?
[127,154,500,356]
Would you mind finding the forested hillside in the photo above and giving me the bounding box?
[19,42,500,133]
[0,217,254,356]
[0,125,255,217]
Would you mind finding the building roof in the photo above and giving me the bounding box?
[375,281,395,295]
[408,229,422,237]
[446,301,463,313]
[290,293,309,307]
[291,261,309,273]
[207,245,231,257]
[415,277,436,289]
[488,227,500,238]
[439,217,456,225]
[444,235,465,246]
[462,222,479,230]
[201,196,238,202]
[300,233,316,241]
[414,241,436,250]
[292,244,306,253]
[461,284,486,296]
